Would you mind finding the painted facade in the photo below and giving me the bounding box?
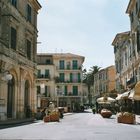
[92,65,116,104]
[36,53,88,111]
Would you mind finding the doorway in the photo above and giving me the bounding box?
[24,80,30,118]
[7,76,15,118]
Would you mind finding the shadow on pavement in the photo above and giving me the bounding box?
[0,121,38,130]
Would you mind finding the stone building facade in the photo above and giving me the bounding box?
[112,0,140,114]
[0,0,41,121]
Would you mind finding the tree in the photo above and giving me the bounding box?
[83,66,101,105]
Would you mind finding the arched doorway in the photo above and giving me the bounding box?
[7,76,15,118]
[24,80,30,118]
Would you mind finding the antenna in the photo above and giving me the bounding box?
[55,48,57,53]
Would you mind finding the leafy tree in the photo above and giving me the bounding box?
[83,66,101,105]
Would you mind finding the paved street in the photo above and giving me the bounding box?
[0,110,140,140]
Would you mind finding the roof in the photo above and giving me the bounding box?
[37,53,84,58]
[126,0,136,14]
[37,53,85,62]
[33,0,42,11]
[111,31,130,46]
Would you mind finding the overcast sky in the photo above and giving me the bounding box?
[37,0,130,70]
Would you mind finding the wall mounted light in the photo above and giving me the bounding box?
[1,71,12,81]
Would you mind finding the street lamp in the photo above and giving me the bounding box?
[1,71,12,81]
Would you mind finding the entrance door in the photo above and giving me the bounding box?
[7,77,15,118]
[24,80,30,117]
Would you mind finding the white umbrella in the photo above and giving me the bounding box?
[97,97,115,104]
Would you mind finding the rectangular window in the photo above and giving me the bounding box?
[46,59,51,64]
[59,73,65,82]
[11,27,17,50]
[130,12,133,23]
[72,60,78,70]
[78,73,81,82]
[70,73,73,82]
[45,69,49,78]
[64,86,67,95]
[45,86,48,97]
[137,31,140,52]
[72,73,80,83]
[26,39,31,60]
[11,0,17,8]
[73,86,78,96]
[59,60,65,69]
[37,70,41,78]
[27,4,31,22]
[37,86,40,94]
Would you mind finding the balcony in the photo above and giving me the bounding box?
[37,74,50,79]
[54,77,81,83]
[56,66,82,71]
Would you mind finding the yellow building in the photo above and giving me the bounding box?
[36,53,87,112]
[0,0,41,121]
[93,65,116,103]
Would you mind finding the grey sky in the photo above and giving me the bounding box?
[37,0,130,70]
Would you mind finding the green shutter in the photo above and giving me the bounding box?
[45,69,49,78]
[59,60,65,69]
[38,70,41,78]
[72,60,78,70]
[73,86,78,95]
[60,73,65,82]
[45,86,47,97]
[78,73,81,82]
[64,86,67,95]
[70,73,73,82]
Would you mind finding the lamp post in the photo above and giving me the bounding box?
[1,71,13,81]
[0,70,13,119]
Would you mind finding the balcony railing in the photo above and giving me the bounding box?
[54,77,81,83]
[56,66,82,70]
[37,74,50,79]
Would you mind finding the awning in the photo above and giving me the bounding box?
[127,81,140,100]
[115,94,122,100]
[97,97,115,103]
[115,91,130,100]
[134,81,140,100]
[128,89,135,100]
[121,91,130,98]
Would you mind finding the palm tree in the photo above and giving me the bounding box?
[83,66,101,105]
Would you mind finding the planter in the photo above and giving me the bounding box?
[44,112,59,123]
[50,113,59,122]
[43,116,50,122]
[117,112,135,124]
[101,109,112,118]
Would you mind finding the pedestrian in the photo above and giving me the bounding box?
[41,108,46,119]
